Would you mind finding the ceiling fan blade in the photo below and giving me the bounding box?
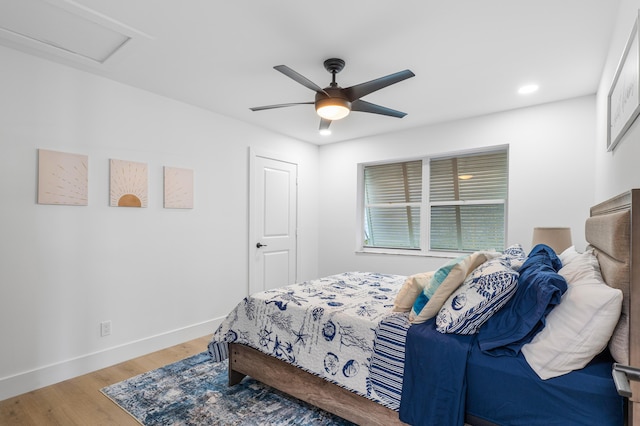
[319,118,332,131]
[351,99,407,118]
[344,69,415,101]
[274,65,329,96]
[250,101,314,111]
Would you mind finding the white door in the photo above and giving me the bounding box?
[249,151,297,294]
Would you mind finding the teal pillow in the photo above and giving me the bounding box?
[412,256,465,314]
[410,251,495,324]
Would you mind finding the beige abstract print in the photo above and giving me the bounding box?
[110,159,148,207]
[38,149,88,206]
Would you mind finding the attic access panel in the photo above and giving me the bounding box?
[0,0,130,63]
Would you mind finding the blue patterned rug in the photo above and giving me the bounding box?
[101,352,355,425]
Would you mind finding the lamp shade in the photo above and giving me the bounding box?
[316,97,351,120]
[531,227,572,254]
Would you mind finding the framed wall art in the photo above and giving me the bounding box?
[164,166,194,209]
[608,10,640,151]
[37,149,88,206]
[109,159,148,207]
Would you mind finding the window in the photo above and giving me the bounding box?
[361,148,508,254]
[363,160,422,249]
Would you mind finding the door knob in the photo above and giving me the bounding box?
[256,242,268,248]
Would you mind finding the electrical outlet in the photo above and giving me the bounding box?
[100,320,112,337]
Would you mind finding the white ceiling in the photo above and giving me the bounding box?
[0,0,621,145]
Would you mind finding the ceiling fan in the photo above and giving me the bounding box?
[250,58,415,134]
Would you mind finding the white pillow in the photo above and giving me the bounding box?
[560,248,628,365]
[521,251,622,380]
[558,248,602,283]
[559,245,580,266]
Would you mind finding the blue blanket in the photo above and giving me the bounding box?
[399,318,475,426]
[478,244,567,356]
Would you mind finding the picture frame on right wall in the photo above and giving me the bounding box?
[608,10,640,152]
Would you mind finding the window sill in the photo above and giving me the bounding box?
[355,248,460,259]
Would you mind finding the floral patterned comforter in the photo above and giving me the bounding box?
[208,272,408,408]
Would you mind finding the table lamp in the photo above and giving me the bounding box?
[531,227,572,254]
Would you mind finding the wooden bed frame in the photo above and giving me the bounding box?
[228,343,402,425]
[228,189,640,426]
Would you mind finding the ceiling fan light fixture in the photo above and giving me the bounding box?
[316,98,351,120]
[250,59,415,133]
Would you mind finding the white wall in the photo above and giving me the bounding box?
[595,0,640,200]
[318,96,596,277]
[0,46,319,400]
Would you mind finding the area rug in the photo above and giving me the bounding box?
[101,352,355,425]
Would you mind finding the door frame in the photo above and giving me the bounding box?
[248,147,299,295]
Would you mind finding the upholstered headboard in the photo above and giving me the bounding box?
[587,189,640,424]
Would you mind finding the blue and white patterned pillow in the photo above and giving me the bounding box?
[501,244,526,271]
[436,258,519,334]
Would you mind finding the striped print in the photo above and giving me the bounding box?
[369,313,411,410]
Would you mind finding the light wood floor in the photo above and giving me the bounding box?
[0,335,212,425]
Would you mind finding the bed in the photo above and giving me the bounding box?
[208,188,640,426]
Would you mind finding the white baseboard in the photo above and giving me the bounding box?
[0,317,224,402]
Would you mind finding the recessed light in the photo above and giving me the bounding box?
[518,84,539,95]
[319,128,332,136]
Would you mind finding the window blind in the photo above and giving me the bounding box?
[429,151,508,251]
[361,149,508,253]
[364,160,422,249]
